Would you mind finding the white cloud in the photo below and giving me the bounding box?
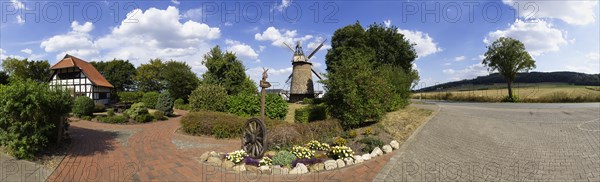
[40,21,99,60]
[567,52,600,74]
[255,26,313,48]
[224,22,233,26]
[276,0,292,12]
[183,8,202,19]
[484,19,568,56]
[40,6,220,74]
[444,62,452,66]
[171,0,180,5]
[258,45,266,52]
[224,39,259,62]
[586,52,600,62]
[245,66,293,84]
[442,64,489,81]
[0,48,24,60]
[384,19,392,28]
[11,0,25,24]
[471,54,485,61]
[397,28,442,58]
[502,0,598,25]
[454,56,465,62]
[20,48,32,54]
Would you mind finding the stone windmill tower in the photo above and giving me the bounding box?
[284,40,326,102]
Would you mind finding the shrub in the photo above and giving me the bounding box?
[227,93,260,117]
[348,130,358,138]
[226,149,248,164]
[174,98,185,108]
[73,96,95,117]
[156,91,174,116]
[134,114,154,123]
[265,94,288,120]
[125,103,149,119]
[333,137,347,146]
[268,119,343,150]
[272,151,297,167]
[294,104,327,123]
[502,95,520,103]
[141,92,160,109]
[291,146,315,159]
[118,91,143,103]
[328,146,354,160]
[180,111,245,138]
[0,80,72,159]
[189,84,228,112]
[98,115,128,124]
[302,98,313,104]
[94,103,106,112]
[107,108,115,117]
[364,127,373,136]
[153,111,166,121]
[81,116,93,121]
[358,137,385,152]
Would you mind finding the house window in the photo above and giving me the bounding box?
[98,93,107,99]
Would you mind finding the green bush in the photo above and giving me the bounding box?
[141,92,160,109]
[153,111,166,121]
[125,102,149,119]
[134,114,154,123]
[227,93,260,117]
[272,151,297,167]
[117,91,143,103]
[156,91,174,116]
[73,97,95,117]
[268,119,343,149]
[265,94,288,120]
[0,80,72,159]
[180,111,245,138]
[94,103,106,112]
[174,98,190,110]
[227,93,287,120]
[358,137,385,152]
[302,98,313,104]
[294,104,327,123]
[107,108,115,117]
[98,115,128,124]
[189,84,228,112]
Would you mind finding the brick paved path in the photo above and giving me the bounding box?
[48,110,393,181]
[375,102,600,181]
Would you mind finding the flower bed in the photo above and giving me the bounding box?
[197,139,401,174]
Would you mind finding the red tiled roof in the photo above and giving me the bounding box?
[50,54,114,88]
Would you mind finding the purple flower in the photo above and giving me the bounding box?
[243,157,260,166]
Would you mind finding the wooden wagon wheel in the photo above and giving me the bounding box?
[242,118,268,158]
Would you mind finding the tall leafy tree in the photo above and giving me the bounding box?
[0,71,8,85]
[135,59,165,92]
[366,23,418,71]
[92,59,136,91]
[1,58,51,82]
[483,37,536,101]
[202,46,257,95]
[161,61,199,101]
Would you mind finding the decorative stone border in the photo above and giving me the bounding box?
[197,140,401,175]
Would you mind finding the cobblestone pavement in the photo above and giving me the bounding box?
[47,110,394,181]
[375,102,600,181]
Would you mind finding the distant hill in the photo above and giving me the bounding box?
[418,71,600,92]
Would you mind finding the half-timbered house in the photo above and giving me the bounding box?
[49,54,113,105]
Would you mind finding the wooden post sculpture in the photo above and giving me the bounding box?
[242,68,270,158]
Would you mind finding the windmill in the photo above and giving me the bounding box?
[283,40,326,102]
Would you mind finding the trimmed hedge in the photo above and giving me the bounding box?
[0,80,73,159]
[141,92,160,109]
[98,115,128,123]
[227,93,288,120]
[73,96,95,117]
[117,91,143,103]
[294,104,327,123]
[180,111,246,138]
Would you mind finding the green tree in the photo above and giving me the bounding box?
[161,61,199,101]
[0,80,73,159]
[135,59,165,92]
[156,90,174,116]
[1,58,51,82]
[483,37,536,101]
[366,23,418,71]
[73,97,95,117]
[0,71,8,85]
[92,59,136,91]
[202,46,257,95]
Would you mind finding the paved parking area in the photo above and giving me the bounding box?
[375,102,600,181]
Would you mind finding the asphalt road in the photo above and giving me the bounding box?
[375,101,600,181]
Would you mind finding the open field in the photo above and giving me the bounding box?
[413,84,600,102]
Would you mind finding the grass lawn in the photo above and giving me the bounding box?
[378,106,434,142]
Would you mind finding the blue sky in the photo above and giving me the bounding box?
[1,0,599,90]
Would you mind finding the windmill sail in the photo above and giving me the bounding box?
[307,39,327,59]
